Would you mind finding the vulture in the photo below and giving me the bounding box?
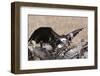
[28,27,83,49]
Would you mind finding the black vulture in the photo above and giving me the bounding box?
[28,27,83,49]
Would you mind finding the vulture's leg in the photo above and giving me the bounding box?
[40,41,43,48]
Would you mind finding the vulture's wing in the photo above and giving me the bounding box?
[65,28,84,41]
[28,27,60,43]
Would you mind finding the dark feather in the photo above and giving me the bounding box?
[28,27,60,43]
